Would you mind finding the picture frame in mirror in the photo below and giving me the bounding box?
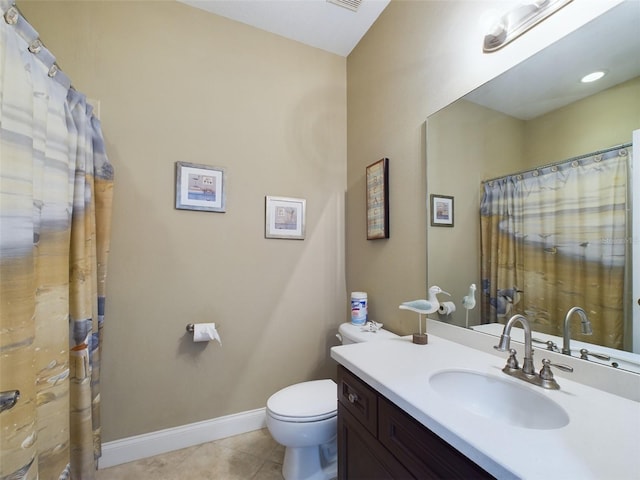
[430,194,454,227]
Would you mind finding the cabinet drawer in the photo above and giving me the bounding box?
[337,365,378,436]
[379,397,495,479]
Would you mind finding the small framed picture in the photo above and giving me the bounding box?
[265,196,306,240]
[366,158,389,240]
[430,194,454,227]
[175,161,226,212]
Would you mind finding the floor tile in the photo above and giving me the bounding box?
[216,428,280,460]
[96,429,284,480]
[254,460,285,480]
[181,441,264,479]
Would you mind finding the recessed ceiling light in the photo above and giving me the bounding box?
[581,71,606,83]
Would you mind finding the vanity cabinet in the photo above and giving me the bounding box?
[337,365,494,479]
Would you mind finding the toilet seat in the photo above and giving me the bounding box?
[267,379,337,423]
[267,409,336,423]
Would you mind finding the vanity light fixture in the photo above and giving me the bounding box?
[483,0,573,53]
[581,71,607,83]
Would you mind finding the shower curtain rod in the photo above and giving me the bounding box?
[482,142,632,184]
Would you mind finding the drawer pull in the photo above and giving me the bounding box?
[348,392,359,404]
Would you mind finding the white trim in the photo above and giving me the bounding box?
[98,408,266,469]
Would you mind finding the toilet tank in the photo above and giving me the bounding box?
[338,322,398,345]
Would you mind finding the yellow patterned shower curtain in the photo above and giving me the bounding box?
[0,3,113,479]
[480,146,629,350]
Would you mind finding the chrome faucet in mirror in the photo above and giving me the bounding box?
[562,306,592,355]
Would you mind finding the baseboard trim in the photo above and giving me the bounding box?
[98,408,266,469]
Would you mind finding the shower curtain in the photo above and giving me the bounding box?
[480,146,629,349]
[0,3,113,479]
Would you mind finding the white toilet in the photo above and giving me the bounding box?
[266,322,398,480]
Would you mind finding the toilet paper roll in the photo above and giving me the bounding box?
[193,323,222,344]
[438,302,456,316]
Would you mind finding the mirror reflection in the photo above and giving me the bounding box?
[426,1,640,373]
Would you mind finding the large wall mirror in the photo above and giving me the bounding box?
[426,1,639,373]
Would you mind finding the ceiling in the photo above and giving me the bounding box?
[177,0,390,57]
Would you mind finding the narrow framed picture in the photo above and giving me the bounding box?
[175,161,226,212]
[366,158,389,240]
[430,194,454,227]
[265,196,306,240]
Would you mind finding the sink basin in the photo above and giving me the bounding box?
[429,370,569,430]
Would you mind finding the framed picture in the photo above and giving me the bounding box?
[366,158,389,240]
[175,161,226,212]
[430,194,454,227]
[265,196,306,240]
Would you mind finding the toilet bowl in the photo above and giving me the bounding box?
[265,322,397,480]
[266,380,338,480]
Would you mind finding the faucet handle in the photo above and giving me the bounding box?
[503,348,520,372]
[579,348,611,361]
[546,360,574,373]
[539,358,573,387]
[532,338,558,351]
[546,341,559,352]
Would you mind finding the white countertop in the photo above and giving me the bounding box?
[330,334,640,480]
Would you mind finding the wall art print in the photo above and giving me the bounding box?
[175,161,226,212]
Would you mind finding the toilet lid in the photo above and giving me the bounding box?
[267,379,337,421]
[338,322,398,343]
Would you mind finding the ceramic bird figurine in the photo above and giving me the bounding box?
[461,283,476,328]
[462,284,476,310]
[399,299,437,315]
[399,286,450,343]
[399,285,450,314]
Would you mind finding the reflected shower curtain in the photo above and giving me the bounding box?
[480,146,628,349]
[0,3,113,479]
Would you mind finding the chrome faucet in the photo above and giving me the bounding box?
[494,314,573,389]
[494,314,535,375]
[562,306,593,355]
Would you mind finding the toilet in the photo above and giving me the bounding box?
[266,322,398,480]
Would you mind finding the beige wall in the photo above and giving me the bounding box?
[20,1,346,441]
[346,0,623,336]
[525,76,640,167]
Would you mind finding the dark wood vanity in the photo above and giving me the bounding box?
[337,365,494,479]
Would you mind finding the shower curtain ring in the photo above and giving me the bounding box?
[48,64,59,78]
[29,39,43,54]
[4,6,19,24]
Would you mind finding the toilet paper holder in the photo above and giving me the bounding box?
[186,323,221,333]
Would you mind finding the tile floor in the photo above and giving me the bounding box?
[96,428,285,480]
